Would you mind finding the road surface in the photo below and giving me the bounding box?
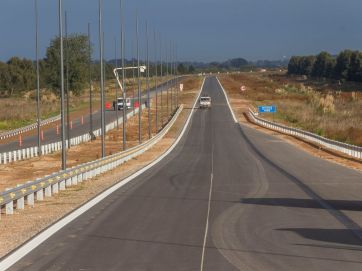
[0,77,181,153]
[7,76,362,270]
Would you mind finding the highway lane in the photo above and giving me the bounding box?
[8,76,362,270]
[0,77,181,153]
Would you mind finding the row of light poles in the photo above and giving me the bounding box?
[35,0,180,171]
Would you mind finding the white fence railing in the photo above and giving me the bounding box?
[0,115,61,140]
[0,107,143,165]
[248,109,362,160]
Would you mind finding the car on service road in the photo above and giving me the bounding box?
[199,96,211,109]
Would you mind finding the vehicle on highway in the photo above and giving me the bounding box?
[113,98,132,110]
[199,96,211,109]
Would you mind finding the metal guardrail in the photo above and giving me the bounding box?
[0,115,61,140]
[248,108,362,160]
[0,104,184,218]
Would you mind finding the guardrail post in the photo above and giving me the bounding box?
[59,179,66,190]
[13,151,17,162]
[4,188,14,215]
[26,187,35,207]
[3,153,7,165]
[36,188,44,201]
[45,185,52,198]
[77,173,83,183]
[66,178,72,187]
[16,184,25,210]
[71,175,78,186]
[5,201,14,215]
[52,182,59,194]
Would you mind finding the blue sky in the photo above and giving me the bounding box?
[1,0,362,62]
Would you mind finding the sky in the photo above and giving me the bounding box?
[1,0,362,62]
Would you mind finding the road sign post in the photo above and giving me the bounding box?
[258,105,277,122]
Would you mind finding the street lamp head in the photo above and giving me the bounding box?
[140,65,147,73]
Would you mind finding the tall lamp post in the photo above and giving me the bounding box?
[34,0,41,156]
[99,0,105,158]
[58,0,66,170]
[120,0,126,150]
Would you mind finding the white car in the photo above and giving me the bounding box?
[114,98,131,110]
[199,96,211,109]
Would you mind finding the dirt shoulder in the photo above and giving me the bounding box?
[0,76,203,258]
[218,74,362,172]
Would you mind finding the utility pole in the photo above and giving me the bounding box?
[154,29,158,132]
[160,33,163,127]
[65,11,71,149]
[58,0,66,170]
[170,40,173,113]
[136,15,142,144]
[175,43,179,108]
[120,0,126,150]
[99,0,105,158]
[114,38,119,130]
[34,0,41,156]
[132,40,136,115]
[146,22,151,139]
[165,41,169,118]
[88,23,95,140]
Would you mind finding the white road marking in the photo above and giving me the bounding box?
[200,144,214,271]
[216,77,238,123]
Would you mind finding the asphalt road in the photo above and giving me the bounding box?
[0,77,181,153]
[8,77,362,270]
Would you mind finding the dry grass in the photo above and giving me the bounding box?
[220,72,362,146]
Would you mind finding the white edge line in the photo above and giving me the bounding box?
[216,77,238,123]
[0,77,206,271]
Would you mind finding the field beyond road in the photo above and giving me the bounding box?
[219,72,362,146]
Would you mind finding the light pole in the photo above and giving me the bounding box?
[34,0,41,156]
[159,33,163,127]
[58,0,66,170]
[88,23,95,140]
[114,38,119,130]
[154,29,158,132]
[170,40,173,113]
[99,0,105,158]
[65,11,71,149]
[120,0,126,150]
[146,22,151,139]
[136,14,142,144]
[165,40,169,118]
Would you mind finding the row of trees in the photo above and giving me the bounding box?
[288,50,362,82]
[0,34,91,97]
[0,34,185,97]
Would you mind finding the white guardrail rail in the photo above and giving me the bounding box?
[0,104,183,218]
[248,108,362,160]
[0,115,61,140]
[0,107,145,165]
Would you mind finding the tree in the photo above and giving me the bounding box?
[312,51,335,78]
[288,56,302,75]
[348,51,362,82]
[177,63,187,74]
[188,65,195,73]
[45,34,90,95]
[334,49,353,80]
[300,56,316,76]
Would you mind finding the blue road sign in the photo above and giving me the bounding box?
[258,105,277,113]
